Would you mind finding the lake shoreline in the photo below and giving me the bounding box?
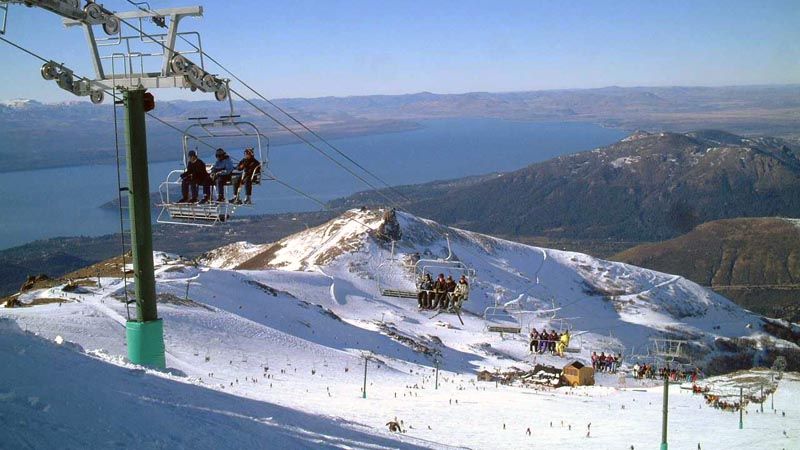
[0,118,627,249]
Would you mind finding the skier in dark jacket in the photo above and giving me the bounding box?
[431,274,447,309]
[529,328,540,353]
[178,150,211,203]
[441,275,457,310]
[210,148,234,202]
[230,147,261,205]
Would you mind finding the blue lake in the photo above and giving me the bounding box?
[0,118,625,249]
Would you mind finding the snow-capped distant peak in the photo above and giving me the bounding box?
[0,98,42,108]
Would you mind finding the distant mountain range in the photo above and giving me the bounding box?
[334,129,800,242]
[613,217,800,323]
[2,84,798,172]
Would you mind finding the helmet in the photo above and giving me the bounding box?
[187,150,197,157]
[215,148,225,157]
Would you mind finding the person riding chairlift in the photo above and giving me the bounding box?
[529,328,540,353]
[441,275,456,310]
[210,148,234,202]
[451,275,469,309]
[230,147,260,205]
[417,273,433,310]
[431,274,447,309]
[177,150,211,204]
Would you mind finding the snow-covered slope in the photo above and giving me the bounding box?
[229,208,777,366]
[3,208,798,449]
[0,319,438,450]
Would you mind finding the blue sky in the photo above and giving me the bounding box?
[1,0,798,102]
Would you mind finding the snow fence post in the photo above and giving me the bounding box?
[122,88,165,369]
[660,372,669,450]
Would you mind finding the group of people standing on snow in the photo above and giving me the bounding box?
[416,273,469,311]
[178,147,260,205]
[529,328,572,357]
[591,352,622,373]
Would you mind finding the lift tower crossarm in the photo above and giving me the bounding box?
[61,5,225,98]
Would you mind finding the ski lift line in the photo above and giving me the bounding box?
[0,34,216,151]
[269,173,376,231]
[121,0,414,206]
[226,86,405,208]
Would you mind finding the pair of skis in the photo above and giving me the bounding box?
[430,306,465,325]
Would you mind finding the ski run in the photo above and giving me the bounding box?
[2,208,798,449]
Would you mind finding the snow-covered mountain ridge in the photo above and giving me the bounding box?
[202,208,788,367]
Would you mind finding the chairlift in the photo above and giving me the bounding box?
[483,289,525,332]
[378,234,477,310]
[376,241,417,299]
[526,312,583,354]
[589,334,626,357]
[649,338,690,365]
[157,115,270,226]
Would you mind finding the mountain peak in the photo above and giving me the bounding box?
[0,98,42,108]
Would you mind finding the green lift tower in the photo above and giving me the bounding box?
[2,1,229,368]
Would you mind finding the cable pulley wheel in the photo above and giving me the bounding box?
[40,62,58,81]
[102,16,120,36]
[89,90,104,104]
[201,73,217,92]
[214,86,228,102]
[170,54,191,76]
[84,3,104,21]
[187,65,204,87]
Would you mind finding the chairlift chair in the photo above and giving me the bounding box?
[377,241,418,299]
[157,115,270,226]
[483,290,523,331]
[377,235,477,305]
[649,338,690,366]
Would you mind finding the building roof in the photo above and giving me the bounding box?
[564,361,585,369]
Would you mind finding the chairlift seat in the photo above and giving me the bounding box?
[160,202,231,226]
[381,289,417,299]
[487,325,522,334]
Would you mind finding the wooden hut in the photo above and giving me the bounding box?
[477,370,495,382]
[562,361,594,387]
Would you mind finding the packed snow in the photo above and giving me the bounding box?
[2,208,798,449]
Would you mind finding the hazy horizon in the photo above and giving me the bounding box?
[1,0,797,103]
[3,82,799,105]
